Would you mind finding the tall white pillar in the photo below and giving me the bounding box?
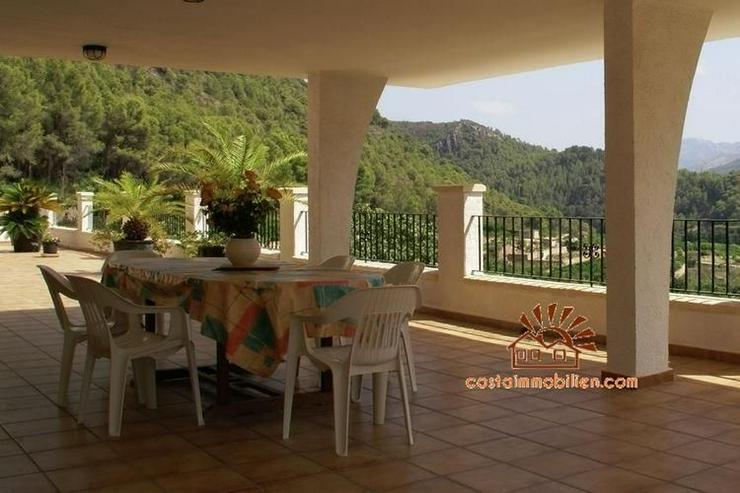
[184,190,206,234]
[307,71,387,263]
[77,191,94,233]
[434,185,486,283]
[603,0,711,381]
[279,186,309,260]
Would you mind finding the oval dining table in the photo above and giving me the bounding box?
[101,256,384,403]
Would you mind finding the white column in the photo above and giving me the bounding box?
[604,0,711,380]
[279,186,309,260]
[184,190,206,234]
[77,191,94,233]
[434,184,486,283]
[307,71,387,263]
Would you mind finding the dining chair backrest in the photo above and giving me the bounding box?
[383,261,425,286]
[38,265,77,333]
[309,286,420,366]
[317,255,355,271]
[67,275,133,356]
[101,250,160,274]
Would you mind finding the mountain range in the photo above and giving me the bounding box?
[0,57,736,219]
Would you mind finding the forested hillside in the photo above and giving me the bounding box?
[0,57,737,218]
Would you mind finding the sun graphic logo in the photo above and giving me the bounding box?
[507,303,598,370]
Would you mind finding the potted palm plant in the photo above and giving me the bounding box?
[92,173,182,252]
[41,233,60,255]
[0,181,60,252]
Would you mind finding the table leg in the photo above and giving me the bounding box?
[320,337,333,392]
[216,342,231,404]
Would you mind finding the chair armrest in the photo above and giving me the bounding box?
[291,309,349,326]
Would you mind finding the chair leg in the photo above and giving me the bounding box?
[138,357,158,410]
[77,352,96,424]
[350,375,362,403]
[108,356,130,437]
[372,371,389,425]
[131,359,147,405]
[57,334,77,407]
[401,328,418,392]
[282,344,300,439]
[397,355,414,445]
[332,369,351,456]
[185,343,204,427]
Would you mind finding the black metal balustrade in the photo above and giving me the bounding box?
[351,210,438,267]
[473,215,739,298]
[257,209,280,250]
[155,214,186,238]
[671,219,739,297]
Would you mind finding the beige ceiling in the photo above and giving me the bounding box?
[0,0,739,87]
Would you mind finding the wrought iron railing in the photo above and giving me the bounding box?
[473,215,739,298]
[671,219,739,297]
[474,216,606,286]
[91,209,107,230]
[257,209,280,250]
[155,214,186,238]
[351,210,438,267]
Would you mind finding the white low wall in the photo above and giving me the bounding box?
[51,226,101,252]
[353,260,740,358]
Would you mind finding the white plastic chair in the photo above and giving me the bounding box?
[383,261,425,393]
[68,275,204,437]
[38,265,87,407]
[315,255,355,270]
[283,285,421,456]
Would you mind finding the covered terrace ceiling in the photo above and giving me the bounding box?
[0,0,739,87]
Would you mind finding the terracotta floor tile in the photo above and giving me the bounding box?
[30,442,118,471]
[617,451,712,480]
[448,462,549,492]
[47,461,142,492]
[3,416,80,438]
[0,454,38,478]
[340,460,434,490]
[181,426,260,447]
[480,414,554,435]
[263,471,365,493]
[508,482,584,493]
[130,449,222,477]
[206,437,291,465]
[108,434,195,460]
[669,438,740,465]
[442,403,514,422]
[662,416,740,438]
[0,439,23,457]
[300,444,391,470]
[676,466,740,493]
[0,472,56,493]
[17,428,99,453]
[562,465,663,492]
[495,396,563,413]
[235,454,326,483]
[373,432,455,458]
[426,423,506,446]
[528,405,603,424]
[393,411,468,432]
[564,438,653,464]
[79,479,164,492]
[154,467,258,493]
[387,476,477,493]
[513,450,602,479]
[467,436,554,462]
[519,425,602,449]
[408,446,494,474]
[617,428,701,451]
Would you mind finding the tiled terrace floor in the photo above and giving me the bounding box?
[2,246,740,492]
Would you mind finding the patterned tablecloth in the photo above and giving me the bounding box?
[102,257,383,376]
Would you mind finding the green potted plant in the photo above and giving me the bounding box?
[0,181,60,252]
[202,170,281,266]
[93,173,181,252]
[41,233,60,255]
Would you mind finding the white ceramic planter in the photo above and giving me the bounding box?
[225,238,261,267]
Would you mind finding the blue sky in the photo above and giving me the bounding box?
[377,38,740,150]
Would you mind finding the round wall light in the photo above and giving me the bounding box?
[82,44,107,61]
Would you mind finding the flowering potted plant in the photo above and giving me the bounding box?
[41,233,60,255]
[201,170,281,266]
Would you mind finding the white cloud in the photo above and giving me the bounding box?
[473,99,518,117]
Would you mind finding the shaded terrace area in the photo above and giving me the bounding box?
[2,247,740,492]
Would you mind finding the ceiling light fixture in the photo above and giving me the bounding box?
[82,44,107,61]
